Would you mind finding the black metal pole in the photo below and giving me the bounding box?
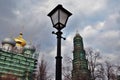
[55,29,62,80]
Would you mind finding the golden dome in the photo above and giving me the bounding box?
[14,32,26,47]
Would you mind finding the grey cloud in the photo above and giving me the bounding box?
[0,1,120,77]
[0,0,17,18]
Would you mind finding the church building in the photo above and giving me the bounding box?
[72,33,91,80]
[0,33,38,80]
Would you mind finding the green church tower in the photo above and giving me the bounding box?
[72,33,90,80]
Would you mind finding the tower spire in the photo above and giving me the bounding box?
[76,30,80,36]
[76,30,79,34]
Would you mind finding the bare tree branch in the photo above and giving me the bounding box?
[36,56,53,80]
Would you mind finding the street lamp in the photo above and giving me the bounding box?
[48,4,72,80]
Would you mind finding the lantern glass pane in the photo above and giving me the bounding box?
[51,10,58,26]
[59,10,68,26]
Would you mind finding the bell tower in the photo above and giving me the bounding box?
[72,33,90,80]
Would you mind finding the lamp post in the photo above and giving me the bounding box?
[48,4,72,80]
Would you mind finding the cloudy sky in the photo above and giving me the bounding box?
[0,0,120,77]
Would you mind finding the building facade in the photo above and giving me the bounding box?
[0,33,38,80]
[72,33,90,80]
